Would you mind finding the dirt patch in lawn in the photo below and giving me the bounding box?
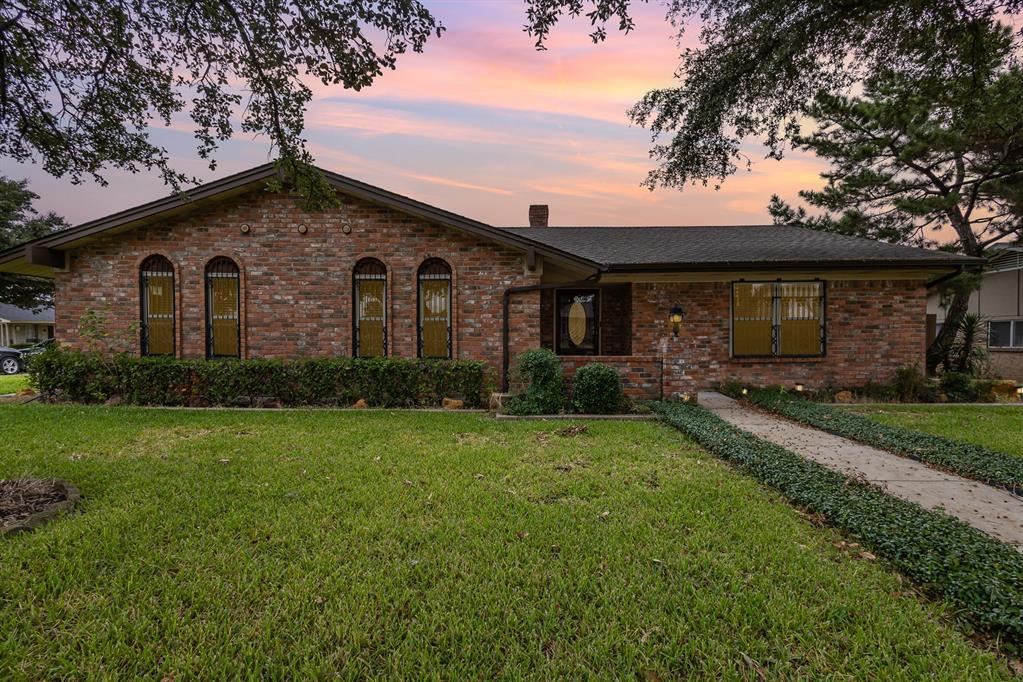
[1,479,80,535]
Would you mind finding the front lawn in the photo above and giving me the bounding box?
[0,406,1010,678]
[844,404,1023,457]
[0,374,29,395]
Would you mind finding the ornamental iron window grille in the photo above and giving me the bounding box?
[353,258,387,357]
[417,258,452,359]
[731,281,825,358]
[140,255,175,356]
[205,257,241,359]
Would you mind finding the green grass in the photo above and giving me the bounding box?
[844,404,1023,457]
[0,406,1011,678]
[0,374,29,394]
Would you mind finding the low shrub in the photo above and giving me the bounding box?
[504,348,565,415]
[716,366,993,405]
[746,388,1023,493]
[891,366,926,402]
[655,401,1023,645]
[716,380,746,400]
[858,380,897,402]
[940,372,977,402]
[30,347,488,408]
[571,363,623,414]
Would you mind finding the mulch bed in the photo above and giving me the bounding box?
[0,479,80,535]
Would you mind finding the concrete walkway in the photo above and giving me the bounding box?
[699,391,1023,549]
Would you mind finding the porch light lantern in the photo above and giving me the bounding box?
[668,305,685,337]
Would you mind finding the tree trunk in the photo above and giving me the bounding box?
[926,289,970,374]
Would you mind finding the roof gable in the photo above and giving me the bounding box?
[0,163,598,277]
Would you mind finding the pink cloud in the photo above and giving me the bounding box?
[14,3,842,233]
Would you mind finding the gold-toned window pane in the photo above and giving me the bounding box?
[141,256,175,356]
[420,279,449,358]
[779,282,822,355]
[145,274,174,355]
[210,278,239,357]
[205,258,240,358]
[733,283,773,356]
[357,279,385,357]
[733,320,773,355]
[732,282,824,357]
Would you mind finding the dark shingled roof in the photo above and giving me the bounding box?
[501,225,980,271]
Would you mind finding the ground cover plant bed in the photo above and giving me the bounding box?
[743,389,1023,494]
[843,404,1023,458]
[1,479,80,535]
[655,401,1023,650]
[0,404,1013,677]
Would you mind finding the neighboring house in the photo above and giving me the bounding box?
[0,302,55,347]
[0,164,980,398]
[927,243,1023,381]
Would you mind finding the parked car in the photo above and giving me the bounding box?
[0,346,22,375]
[20,338,54,360]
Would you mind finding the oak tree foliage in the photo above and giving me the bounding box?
[0,0,443,203]
[0,177,67,310]
[524,0,1023,189]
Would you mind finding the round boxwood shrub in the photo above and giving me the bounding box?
[571,363,622,414]
[506,348,565,415]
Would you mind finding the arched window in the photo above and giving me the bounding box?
[417,259,451,359]
[139,255,175,356]
[353,258,387,357]
[205,257,240,358]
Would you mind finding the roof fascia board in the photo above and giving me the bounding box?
[0,163,280,265]
[602,258,982,273]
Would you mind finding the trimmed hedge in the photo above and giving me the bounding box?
[571,363,623,414]
[505,348,565,415]
[29,348,488,408]
[655,401,1023,645]
[746,389,1023,494]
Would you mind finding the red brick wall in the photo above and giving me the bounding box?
[54,189,541,379]
[559,356,663,400]
[631,279,927,395]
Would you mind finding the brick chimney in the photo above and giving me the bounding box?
[528,204,549,227]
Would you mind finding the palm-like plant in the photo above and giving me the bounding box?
[937,313,990,377]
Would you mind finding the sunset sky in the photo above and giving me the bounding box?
[2,3,830,228]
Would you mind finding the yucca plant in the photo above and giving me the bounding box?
[938,313,990,377]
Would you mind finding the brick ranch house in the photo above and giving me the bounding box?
[0,163,982,398]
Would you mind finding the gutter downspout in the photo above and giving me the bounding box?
[926,266,966,289]
[501,277,600,392]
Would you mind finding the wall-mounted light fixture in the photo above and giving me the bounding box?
[668,305,685,337]
[240,224,251,234]
[297,224,308,235]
